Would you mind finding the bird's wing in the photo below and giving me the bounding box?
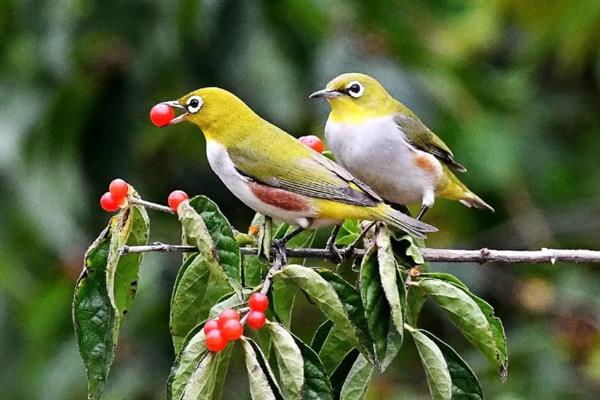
[394,114,467,172]
[227,144,381,207]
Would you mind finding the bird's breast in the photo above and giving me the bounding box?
[324,116,442,205]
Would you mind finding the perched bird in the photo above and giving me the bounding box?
[310,73,494,220]
[159,87,436,258]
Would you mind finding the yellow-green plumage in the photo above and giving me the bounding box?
[311,73,494,216]
[165,87,436,238]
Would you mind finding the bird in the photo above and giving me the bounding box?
[310,73,494,220]
[159,87,437,260]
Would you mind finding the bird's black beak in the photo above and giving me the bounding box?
[309,88,342,99]
[162,100,187,125]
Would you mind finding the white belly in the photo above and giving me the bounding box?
[206,141,317,228]
[325,116,442,206]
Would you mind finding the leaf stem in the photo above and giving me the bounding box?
[128,197,175,214]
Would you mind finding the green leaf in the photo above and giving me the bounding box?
[335,219,360,246]
[406,285,427,326]
[292,334,335,400]
[418,279,503,377]
[420,273,508,379]
[181,347,233,400]
[330,350,359,396]
[311,320,334,353]
[375,228,405,337]
[169,254,210,352]
[422,330,485,400]
[188,196,242,295]
[167,324,208,399]
[243,255,268,288]
[208,290,250,319]
[267,322,304,400]
[272,276,296,328]
[72,227,116,399]
[106,201,150,316]
[318,324,355,374]
[316,269,375,364]
[360,246,403,371]
[339,353,374,400]
[392,234,425,265]
[275,264,359,348]
[407,326,452,400]
[241,337,284,400]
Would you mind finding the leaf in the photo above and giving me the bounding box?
[316,269,375,365]
[330,350,359,396]
[392,234,425,265]
[318,324,355,374]
[420,273,508,379]
[170,253,232,352]
[267,322,304,400]
[243,255,268,288]
[241,337,284,400]
[335,219,360,246]
[181,347,233,400]
[272,276,296,328]
[208,290,250,319]
[275,264,359,348]
[407,326,452,400]
[188,196,242,295]
[417,279,503,377]
[360,246,403,371]
[169,254,210,352]
[72,227,116,399]
[292,334,335,400]
[339,353,374,400]
[406,285,427,326]
[422,330,485,400]
[106,201,150,316]
[312,320,334,353]
[375,228,405,337]
[167,324,208,400]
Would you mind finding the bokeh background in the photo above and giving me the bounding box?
[2,0,600,398]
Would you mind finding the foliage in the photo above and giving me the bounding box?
[73,195,508,399]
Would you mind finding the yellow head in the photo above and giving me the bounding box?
[165,87,260,145]
[310,73,400,123]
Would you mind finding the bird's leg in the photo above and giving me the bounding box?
[343,221,377,257]
[325,224,344,264]
[271,226,304,264]
[416,205,429,221]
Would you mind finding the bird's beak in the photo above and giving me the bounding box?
[162,100,188,125]
[309,88,342,99]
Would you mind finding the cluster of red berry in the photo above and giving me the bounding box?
[204,293,269,352]
[298,135,324,153]
[100,179,129,212]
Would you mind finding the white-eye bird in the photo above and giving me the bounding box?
[310,73,494,220]
[160,87,437,258]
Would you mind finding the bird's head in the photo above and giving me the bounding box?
[310,73,396,122]
[164,87,256,142]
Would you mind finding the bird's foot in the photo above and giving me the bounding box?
[326,241,345,264]
[271,238,288,265]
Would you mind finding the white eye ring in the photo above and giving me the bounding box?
[346,81,364,98]
[186,95,203,113]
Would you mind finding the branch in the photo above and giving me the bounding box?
[120,243,600,264]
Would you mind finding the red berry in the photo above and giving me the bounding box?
[109,178,129,202]
[150,103,175,127]
[168,190,189,211]
[221,319,243,341]
[217,308,240,329]
[298,135,324,153]
[203,319,219,335]
[248,293,269,312]
[205,329,227,352]
[100,192,120,212]
[246,311,266,330]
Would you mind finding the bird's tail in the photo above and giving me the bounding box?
[459,192,495,212]
[373,204,438,239]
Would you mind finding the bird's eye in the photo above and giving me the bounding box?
[346,81,364,98]
[186,95,203,113]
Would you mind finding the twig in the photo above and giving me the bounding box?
[128,197,175,214]
[120,244,600,264]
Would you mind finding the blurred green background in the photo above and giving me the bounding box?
[1,0,600,398]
